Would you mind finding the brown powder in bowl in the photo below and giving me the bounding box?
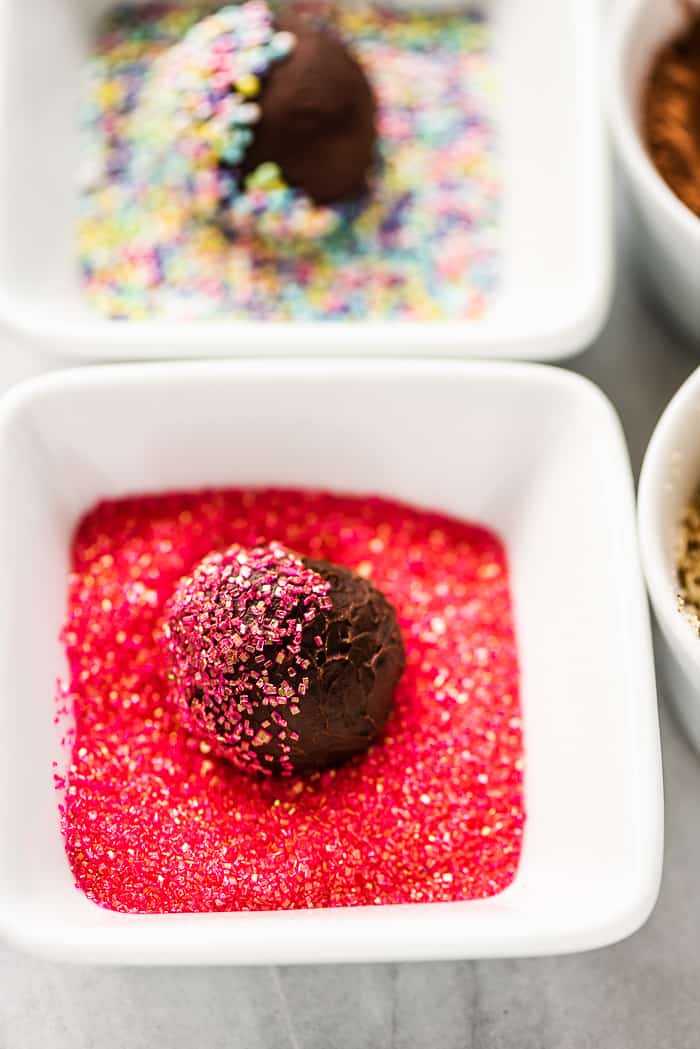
[677,495,700,631]
[643,5,700,217]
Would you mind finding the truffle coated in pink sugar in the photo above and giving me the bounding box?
[162,540,405,776]
[161,543,333,776]
[57,488,524,913]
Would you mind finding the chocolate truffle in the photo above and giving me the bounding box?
[129,2,377,243]
[161,542,405,776]
[241,16,378,205]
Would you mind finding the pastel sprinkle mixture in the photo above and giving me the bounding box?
[162,542,333,776]
[79,3,499,321]
[57,489,524,913]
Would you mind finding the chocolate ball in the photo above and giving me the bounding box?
[241,17,377,205]
[162,543,405,776]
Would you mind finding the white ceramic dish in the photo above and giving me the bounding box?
[0,0,610,362]
[639,365,700,752]
[608,0,700,342]
[0,360,660,964]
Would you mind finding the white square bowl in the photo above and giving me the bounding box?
[0,0,610,362]
[0,360,659,964]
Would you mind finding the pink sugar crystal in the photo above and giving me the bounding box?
[58,489,524,913]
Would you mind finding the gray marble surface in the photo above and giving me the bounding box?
[2,200,700,1049]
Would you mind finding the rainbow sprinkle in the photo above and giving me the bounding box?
[79,3,498,321]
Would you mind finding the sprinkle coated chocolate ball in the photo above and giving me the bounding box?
[241,15,378,205]
[125,2,377,245]
[161,542,405,776]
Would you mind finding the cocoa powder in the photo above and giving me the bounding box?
[644,5,700,216]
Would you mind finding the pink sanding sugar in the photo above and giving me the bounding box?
[58,489,524,913]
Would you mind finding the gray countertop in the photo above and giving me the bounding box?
[2,197,700,1049]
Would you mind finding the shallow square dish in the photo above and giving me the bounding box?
[0,360,659,964]
[0,0,610,361]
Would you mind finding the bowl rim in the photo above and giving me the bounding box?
[638,364,700,677]
[606,0,700,246]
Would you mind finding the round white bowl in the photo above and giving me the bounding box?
[639,365,700,752]
[607,0,700,341]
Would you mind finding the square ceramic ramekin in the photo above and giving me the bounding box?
[0,0,610,361]
[608,0,700,342]
[639,365,700,752]
[0,360,660,964]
